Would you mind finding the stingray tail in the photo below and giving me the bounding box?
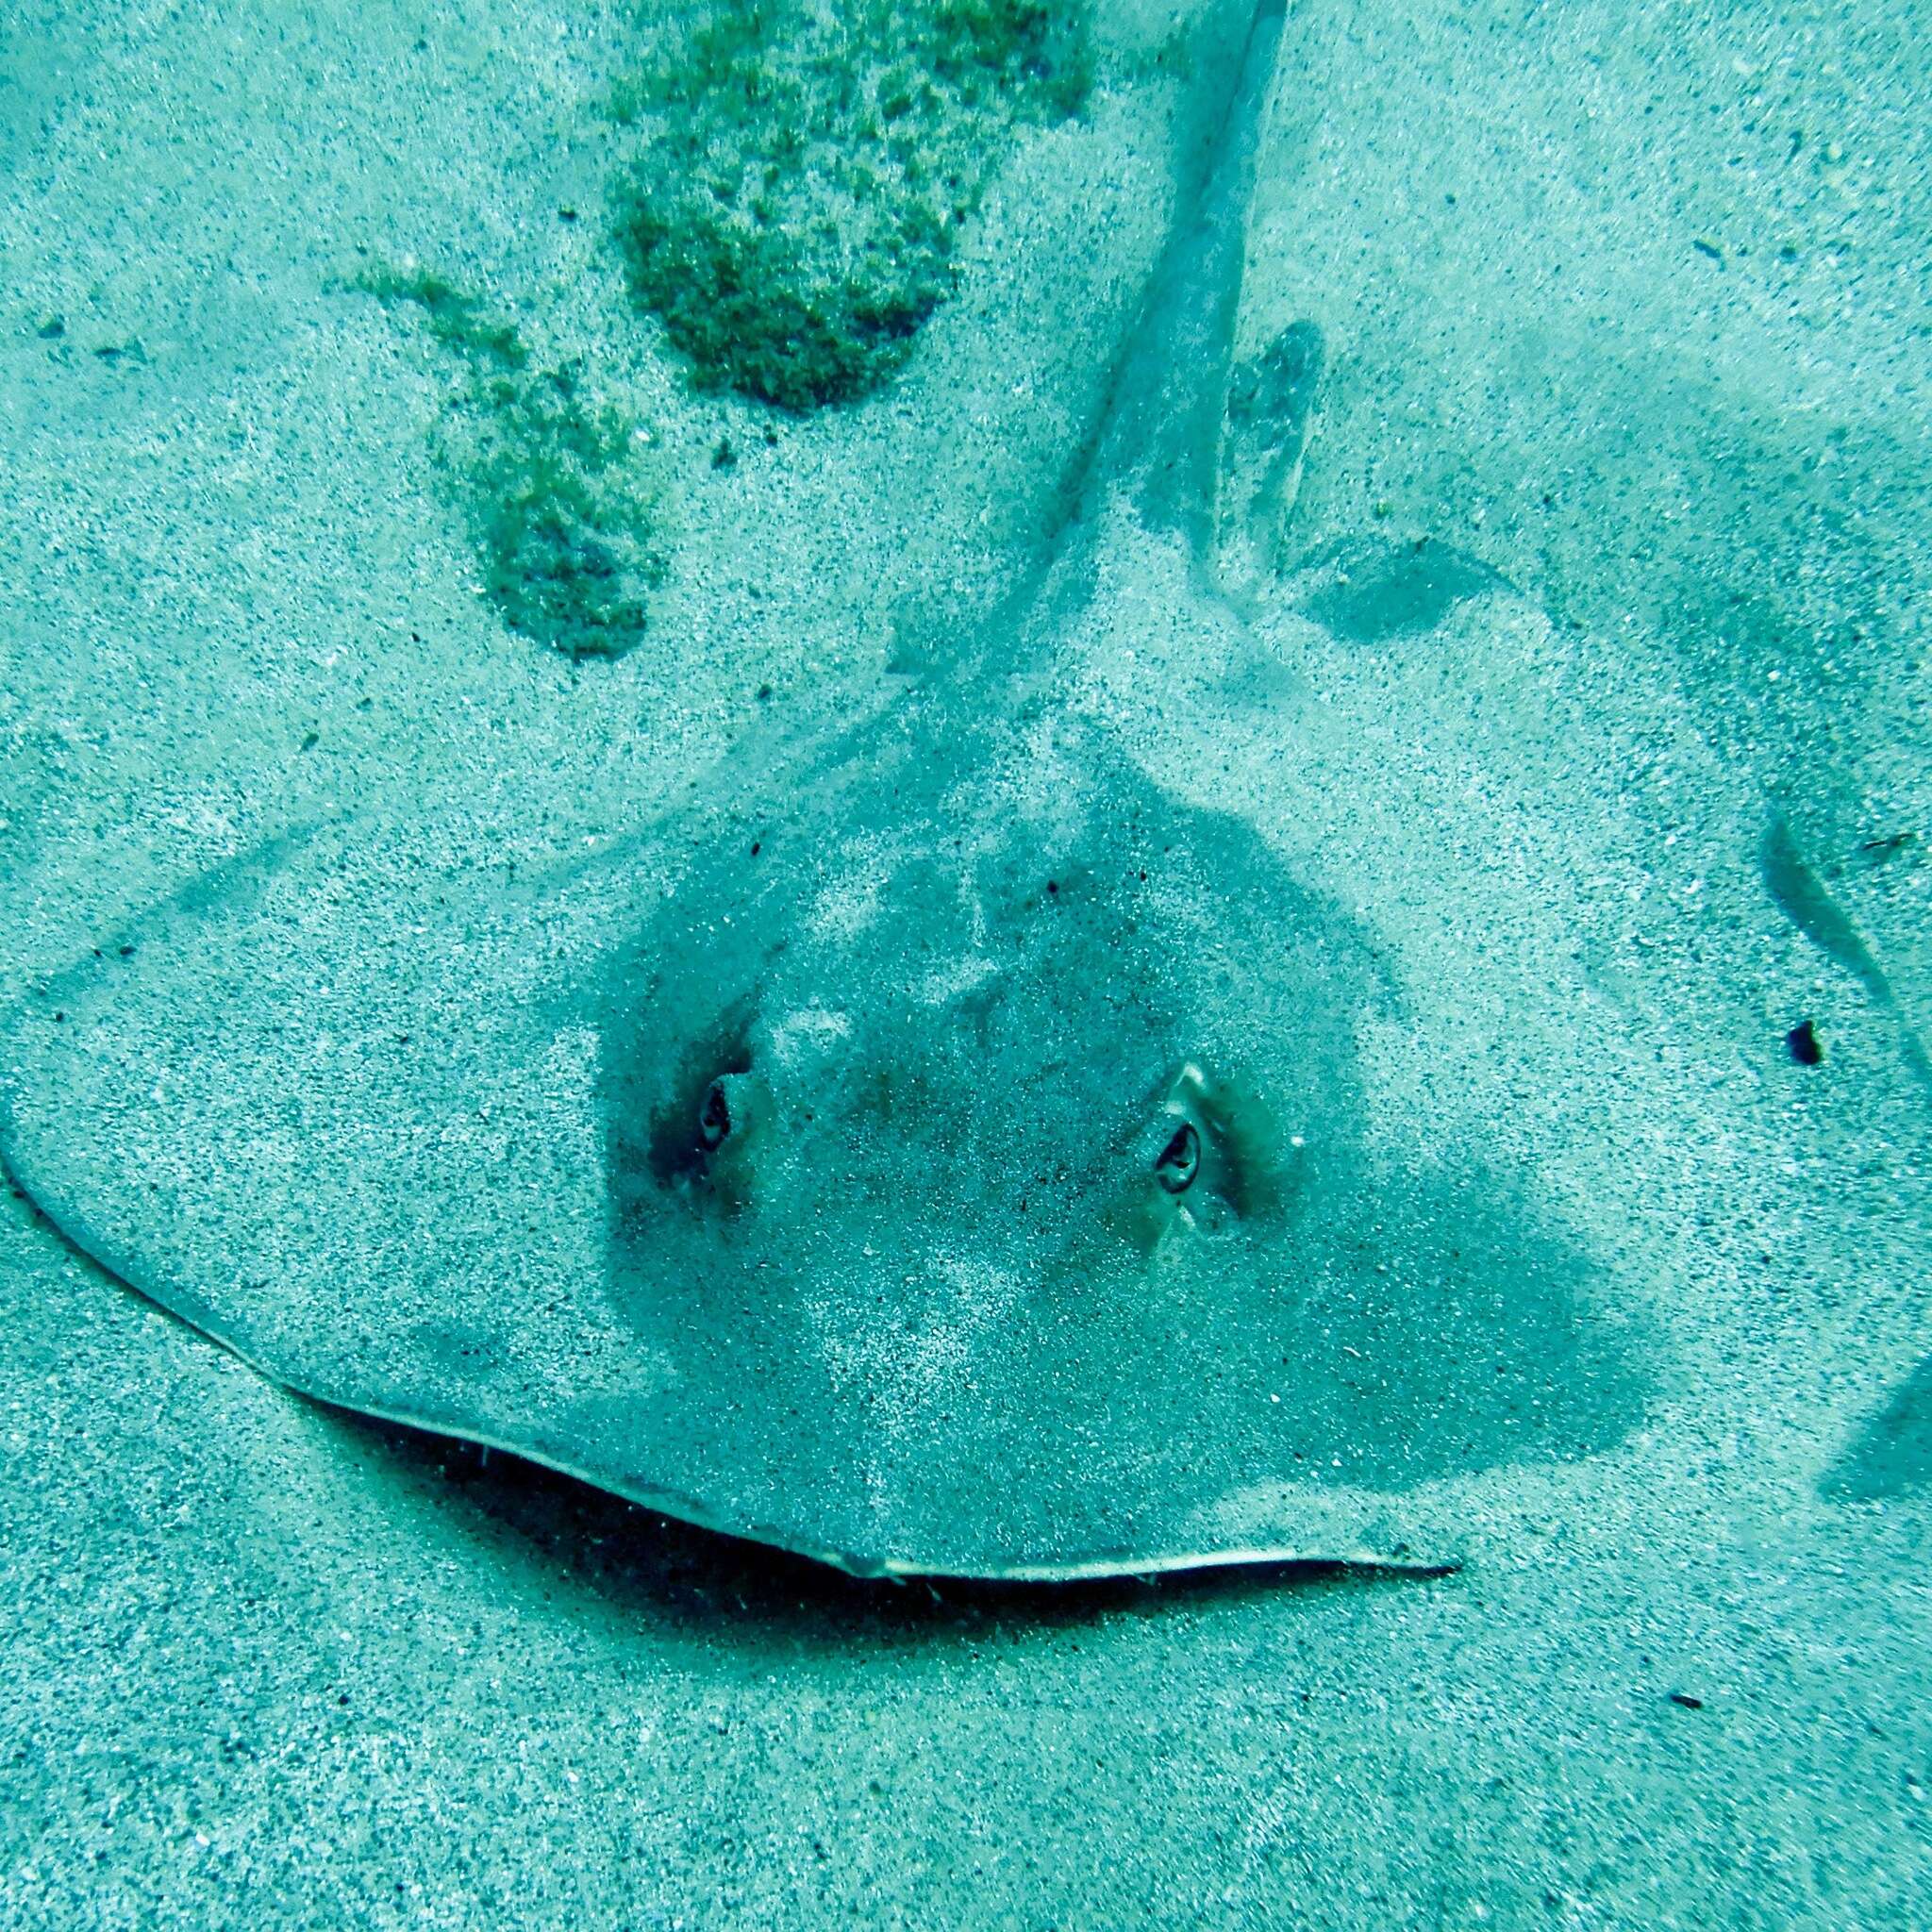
[1051,0,1290,559]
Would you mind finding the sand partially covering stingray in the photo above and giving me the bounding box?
[2,0,1928,1924]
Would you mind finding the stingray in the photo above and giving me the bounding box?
[0,0,1642,1579]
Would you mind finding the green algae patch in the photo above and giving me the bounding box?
[354,265,530,370]
[610,0,1092,412]
[459,366,666,660]
[354,268,668,660]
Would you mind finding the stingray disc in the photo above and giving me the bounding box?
[0,0,1644,1578]
[1,690,1642,1578]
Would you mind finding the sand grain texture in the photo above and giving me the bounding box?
[2,0,1929,1925]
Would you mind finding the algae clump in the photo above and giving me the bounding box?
[610,0,1091,412]
[355,266,667,660]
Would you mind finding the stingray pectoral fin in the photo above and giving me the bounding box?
[874,1534,1460,1585]
[1170,1477,1465,1576]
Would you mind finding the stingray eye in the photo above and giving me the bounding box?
[698,1080,733,1150]
[1155,1122,1201,1194]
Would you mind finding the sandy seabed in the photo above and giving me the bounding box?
[2,1,1928,1924]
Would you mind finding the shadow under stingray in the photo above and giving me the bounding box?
[320,1399,1457,1642]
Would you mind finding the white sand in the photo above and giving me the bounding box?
[3,0,1928,1924]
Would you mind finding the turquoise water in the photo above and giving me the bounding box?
[2,2,1927,1924]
